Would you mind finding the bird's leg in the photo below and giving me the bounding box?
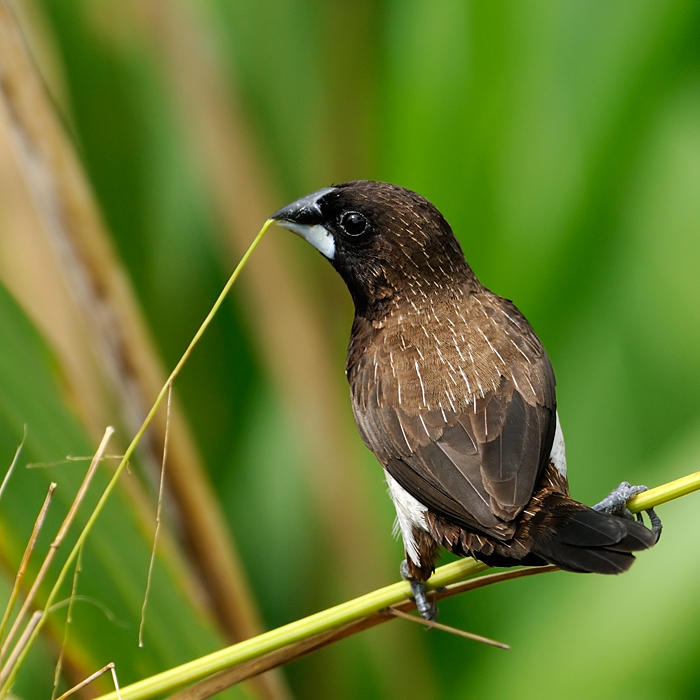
[593,481,662,540]
[400,559,437,621]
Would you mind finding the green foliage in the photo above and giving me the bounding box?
[0,287,245,699]
[1,0,699,698]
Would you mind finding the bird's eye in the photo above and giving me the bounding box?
[339,211,369,237]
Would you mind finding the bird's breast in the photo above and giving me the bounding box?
[348,290,542,419]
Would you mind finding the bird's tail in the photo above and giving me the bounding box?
[529,494,659,574]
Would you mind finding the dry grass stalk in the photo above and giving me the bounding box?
[0,482,56,648]
[0,427,113,669]
[138,385,172,648]
[25,456,124,470]
[0,427,26,501]
[387,607,510,650]
[55,662,122,700]
[0,611,42,689]
[51,546,84,700]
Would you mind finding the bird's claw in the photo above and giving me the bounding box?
[593,481,647,518]
[593,481,662,541]
[640,507,663,541]
[400,560,437,621]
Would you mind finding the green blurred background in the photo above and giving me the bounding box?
[0,0,699,698]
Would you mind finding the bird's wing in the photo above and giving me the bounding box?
[349,295,556,538]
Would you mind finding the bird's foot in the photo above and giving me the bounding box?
[593,481,662,540]
[400,560,437,621]
[593,481,647,517]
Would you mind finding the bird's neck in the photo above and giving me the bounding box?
[352,263,481,325]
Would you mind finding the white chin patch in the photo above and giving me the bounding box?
[280,221,335,260]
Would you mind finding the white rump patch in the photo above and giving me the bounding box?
[550,411,567,476]
[385,471,429,566]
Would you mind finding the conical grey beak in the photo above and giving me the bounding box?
[271,187,336,259]
[270,186,334,223]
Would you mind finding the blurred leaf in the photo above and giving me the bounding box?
[0,283,247,699]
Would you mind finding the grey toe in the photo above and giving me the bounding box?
[593,481,648,515]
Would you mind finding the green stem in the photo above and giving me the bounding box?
[627,470,700,512]
[0,220,272,699]
[97,559,489,700]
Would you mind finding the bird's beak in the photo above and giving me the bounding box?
[270,187,336,260]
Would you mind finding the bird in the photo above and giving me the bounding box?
[271,180,660,619]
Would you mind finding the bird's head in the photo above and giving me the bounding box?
[271,180,473,317]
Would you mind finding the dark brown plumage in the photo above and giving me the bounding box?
[272,181,658,607]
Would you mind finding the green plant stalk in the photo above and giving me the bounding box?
[0,220,273,699]
[95,467,700,700]
[98,559,490,700]
[626,470,700,513]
